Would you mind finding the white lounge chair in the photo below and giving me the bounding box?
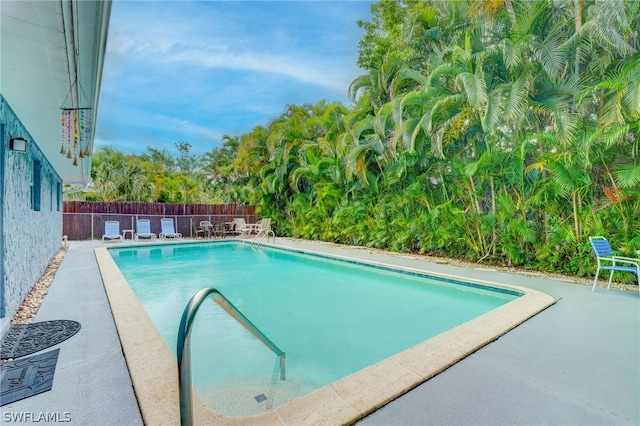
[254,218,271,236]
[135,219,157,240]
[103,221,123,242]
[160,218,182,239]
[233,218,253,237]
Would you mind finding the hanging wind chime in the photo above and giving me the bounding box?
[60,79,93,166]
[60,108,93,166]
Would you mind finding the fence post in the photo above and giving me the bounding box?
[91,213,94,240]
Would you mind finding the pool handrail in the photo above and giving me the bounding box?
[251,229,275,246]
[177,287,286,426]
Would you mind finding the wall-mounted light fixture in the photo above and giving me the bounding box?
[9,137,28,153]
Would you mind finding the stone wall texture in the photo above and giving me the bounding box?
[1,95,63,334]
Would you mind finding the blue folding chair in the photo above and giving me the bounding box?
[589,236,640,291]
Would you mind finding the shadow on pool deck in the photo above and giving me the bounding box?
[2,239,638,425]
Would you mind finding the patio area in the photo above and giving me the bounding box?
[2,238,638,425]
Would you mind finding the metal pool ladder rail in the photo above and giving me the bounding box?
[251,229,275,246]
[177,287,286,426]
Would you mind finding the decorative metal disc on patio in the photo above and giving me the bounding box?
[0,320,80,360]
[0,349,60,406]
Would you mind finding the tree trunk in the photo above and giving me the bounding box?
[491,177,497,256]
[572,193,580,240]
[504,0,516,24]
[469,176,482,215]
[574,0,584,76]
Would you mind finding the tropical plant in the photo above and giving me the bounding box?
[77,0,640,281]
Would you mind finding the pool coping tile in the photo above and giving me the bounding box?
[329,358,422,415]
[94,240,556,426]
[276,386,359,426]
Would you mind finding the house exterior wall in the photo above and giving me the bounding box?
[1,95,63,334]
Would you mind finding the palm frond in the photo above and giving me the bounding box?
[502,37,526,72]
[582,8,635,56]
[532,32,566,80]
[350,114,375,142]
[482,89,504,134]
[402,115,426,153]
[456,54,487,107]
[374,102,394,136]
[548,159,592,196]
[390,68,428,98]
[348,73,374,103]
[511,0,547,39]
[502,72,530,121]
[615,163,640,189]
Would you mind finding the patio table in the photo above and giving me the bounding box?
[211,222,227,238]
[197,222,213,238]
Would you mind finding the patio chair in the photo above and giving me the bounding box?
[135,219,157,240]
[233,218,253,237]
[192,221,207,239]
[254,218,272,236]
[589,236,639,291]
[199,221,213,238]
[159,218,182,239]
[103,221,123,242]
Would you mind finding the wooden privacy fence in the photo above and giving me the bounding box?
[63,201,259,240]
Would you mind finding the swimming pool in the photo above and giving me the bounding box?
[96,239,555,425]
[109,242,518,416]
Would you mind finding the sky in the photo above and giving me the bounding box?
[94,0,374,156]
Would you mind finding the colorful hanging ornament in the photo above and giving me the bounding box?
[66,110,73,158]
[61,107,93,162]
[73,110,79,140]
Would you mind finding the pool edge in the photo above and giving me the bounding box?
[95,241,555,426]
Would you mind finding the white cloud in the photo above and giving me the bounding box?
[156,114,223,147]
[105,1,365,93]
[108,32,354,94]
[172,49,350,93]
[98,1,372,154]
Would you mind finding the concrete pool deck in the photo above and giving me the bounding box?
[2,238,638,425]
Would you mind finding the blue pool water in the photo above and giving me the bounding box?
[109,242,518,415]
